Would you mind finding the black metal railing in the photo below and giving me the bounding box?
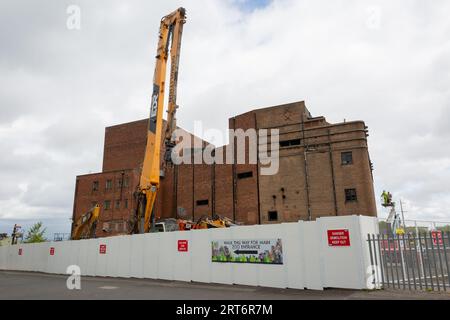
[367,232,450,292]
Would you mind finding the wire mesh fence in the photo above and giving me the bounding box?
[53,233,70,241]
[367,231,450,292]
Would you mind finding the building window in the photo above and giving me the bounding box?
[117,179,123,188]
[124,199,128,209]
[105,179,112,190]
[92,181,99,191]
[345,189,357,202]
[341,151,353,165]
[196,199,209,206]
[279,139,301,147]
[268,211,278,221]
[115,200,120,209]
[104,200,111,210]
[124,176,129,187]
[237,171,253,179]
[102,222,110,232]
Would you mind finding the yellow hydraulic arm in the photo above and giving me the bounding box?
[133,7,186,234]
[71,205,100,240]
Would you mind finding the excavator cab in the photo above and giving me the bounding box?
[71,204,100,240]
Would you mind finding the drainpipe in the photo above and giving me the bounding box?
[301,118,312,221]
[327,129,338,216]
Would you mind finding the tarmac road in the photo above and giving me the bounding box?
[1,271,449,300]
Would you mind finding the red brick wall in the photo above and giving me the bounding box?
[72,168,140,237]
[102,119,148,172]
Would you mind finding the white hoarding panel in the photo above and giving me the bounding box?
[77,240,90,276]
[282,222,304,289]
[130,234,145,278]
[117,235,131,278]
[106,236,120,277]
[256,224,287,289]
[143,233,159,279]
[86,238,99,276]
[210,228,233,285]
[318,216,363,289]
[302,221,323,290]
[229,226,259,286]
[0,247,7,270]
[190,229,211,283]
[157,232,175,280]
[97,238,110,277]
[173,231,191,282]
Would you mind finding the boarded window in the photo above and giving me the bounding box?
[92,181,99,191]
[279,139,301,147]
[345,189,357,202]
[341,151,353,165]
[105,180,112,190]
[237,171,253,179]
[196,199,209,206]
[268,211,278,221]
[124,199,128,209]
[115,200,120,209]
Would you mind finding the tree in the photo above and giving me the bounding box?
[437,225,450,233]
[24,222,47,243]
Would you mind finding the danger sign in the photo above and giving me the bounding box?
[178,240,188,252]
[327,229,350,246]
[431,231,443,246]
[50,247,55,256]
[99,244,107,254]
[18,248,22,255]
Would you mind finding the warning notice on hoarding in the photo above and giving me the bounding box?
[178,240,188,252]
[211,239,283,264]
[99,244,107,254]
[327,229,350,246]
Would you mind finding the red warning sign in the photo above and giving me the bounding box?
[327,229,351,247]
[18,248,22,255]
[431,231,443,246]
[99,244,107,254]
[49,247,55,256]
[178,240,188,252]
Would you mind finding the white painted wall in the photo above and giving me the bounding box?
[0,216,379,290]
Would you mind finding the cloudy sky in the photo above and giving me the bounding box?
[1,0,449,237]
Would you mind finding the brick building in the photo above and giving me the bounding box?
[71,101,377,237]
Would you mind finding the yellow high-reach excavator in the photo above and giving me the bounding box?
[71,8,230,237]
[132,7,187,234]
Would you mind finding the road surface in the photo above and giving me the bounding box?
[1,271,449,300]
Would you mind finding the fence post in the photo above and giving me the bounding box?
[435,232,446,292]
[367,234,375,289]
[441,232,450,290]
[376,234,385,288]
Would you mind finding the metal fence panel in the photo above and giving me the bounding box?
[368,231,449,292]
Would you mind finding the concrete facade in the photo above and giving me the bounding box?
[72,101,377,237]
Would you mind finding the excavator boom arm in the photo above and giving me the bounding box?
[135,7,186,233]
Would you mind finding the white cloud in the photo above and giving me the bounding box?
[1,0,450,234]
